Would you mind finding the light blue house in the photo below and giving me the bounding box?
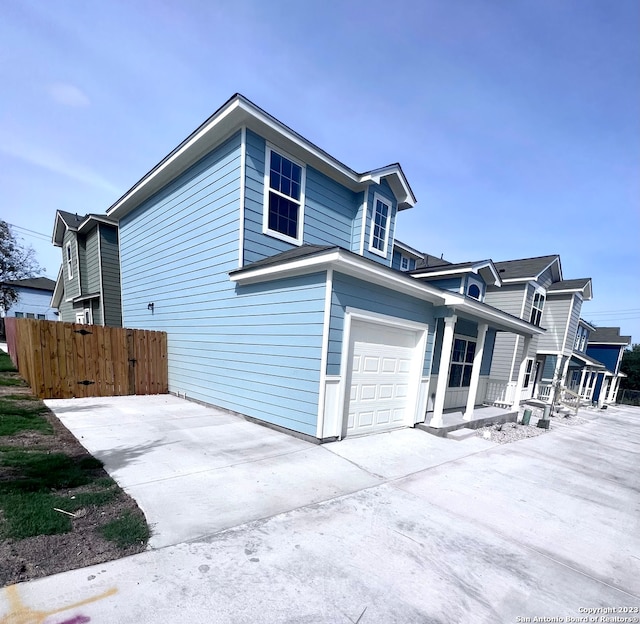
[0,278,57,321]
[106,94,543,441]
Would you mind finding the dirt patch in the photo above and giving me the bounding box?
[0,396,149,587]
[475,421,547,444]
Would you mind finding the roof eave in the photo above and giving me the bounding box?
[107,94,417,222]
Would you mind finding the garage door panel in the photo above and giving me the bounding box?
[346,320,423,437]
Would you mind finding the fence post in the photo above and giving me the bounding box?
[126,329,136,395]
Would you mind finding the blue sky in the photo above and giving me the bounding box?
[1,0,638,341]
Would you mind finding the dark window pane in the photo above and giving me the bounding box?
[271,152,281,173]
[462,365,472,387]
[269,192,299,239]
[270,172,281,193]
[291,181,300,201]
[281,177,291,197]
[292,163,301,184]
[449,364,463,387]
[452,339,466,362]
[465,341,476,363]
[282,158,291,179]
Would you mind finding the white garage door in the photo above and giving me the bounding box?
[346,320,423,437]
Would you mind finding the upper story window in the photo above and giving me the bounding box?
[263,147,305,245]
[369,193,391,257]
[530,292,545,326]
[66,242,73,279]
[574,326,589,352]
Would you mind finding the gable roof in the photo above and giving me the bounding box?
[2,277,56,292]
[106,94,417,222]
[587,327,632,346]
[52,210,117,246]
[493,255,562,283]
[547,278,593,300]
[409,259,502,287]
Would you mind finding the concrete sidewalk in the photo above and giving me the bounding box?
[2,399,639,623]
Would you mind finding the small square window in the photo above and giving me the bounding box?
[264,147,305,244]
[400,256,409,271]
[37,314,45,320]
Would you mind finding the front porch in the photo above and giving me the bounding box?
[418,405,518,437]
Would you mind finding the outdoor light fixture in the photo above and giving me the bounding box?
[147,303,154,312]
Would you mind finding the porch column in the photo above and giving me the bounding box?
[512,335,532,409]
[577,368,587,397]
[464,323,488,421]
[430,315,457,427]
[607,377,619,404]
[598,376,610,408]
[560,356,571,387]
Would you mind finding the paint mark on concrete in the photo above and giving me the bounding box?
[0,584,117,624]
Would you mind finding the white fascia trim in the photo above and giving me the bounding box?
[78,215,117,234]
[412,261,501,285]
[588,341,630,346]
[359,166,416,208]
[451,298,544,336]
[97,224,105,325]
[393,240,423,258]
[359,187,368,256]
[50,267,64,308]
[238,126,247,267]
[316,268,333,439]
[368,192,391,258]
[107,96,416,221]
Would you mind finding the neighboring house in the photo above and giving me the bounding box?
[396,248,596,409]
[586,327,631,406]
[483,256,593,405]
[0,277,57,320]
[564,318,605,403]
[105,93,543,441]
[50,211,122,326]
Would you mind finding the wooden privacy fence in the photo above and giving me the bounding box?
[5,317,168,399]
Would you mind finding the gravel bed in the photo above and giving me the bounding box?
[475,421,546,444]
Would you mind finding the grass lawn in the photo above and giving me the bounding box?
[0,350,150,586]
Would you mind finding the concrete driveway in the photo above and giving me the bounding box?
[3,397,639,623]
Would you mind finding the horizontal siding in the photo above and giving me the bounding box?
[586,345,620,374]
[427,277,462,293]
[7,287,57,320]
[480,328,496,376]
[243,130,359,265]
[99,225,122,327]
[328,272,435,377]
[120,132,325,436]
[85,227,100,294]
[541,355,557,380]
[484,285,526,318]
[58,287,74,323]
[538,295,572,352]
[538,266,555,289]
[350,191,365,253]
[489,333,517,380]
[564,295,582,353]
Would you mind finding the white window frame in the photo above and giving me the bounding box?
[530,290,545,326]
[66,242,73,279]
[400,255,409,271]
[523,358,534,388]
[263,144,306,246]
[368,192,391,258]
[448,336,477,388]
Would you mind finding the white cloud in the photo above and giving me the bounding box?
[49,83,91,108]
[0,142,119,195]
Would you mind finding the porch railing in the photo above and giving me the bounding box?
[559,387,581,415]
[483,379,516,408]
[536,383,552,402]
